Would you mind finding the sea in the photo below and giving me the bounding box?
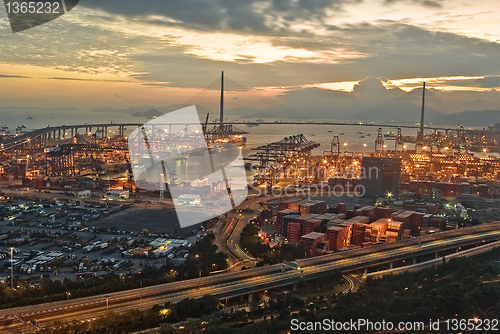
[0,110,418,156]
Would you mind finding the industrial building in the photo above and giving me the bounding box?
[361,157,401,199]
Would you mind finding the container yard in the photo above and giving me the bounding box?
[254,195,473,258]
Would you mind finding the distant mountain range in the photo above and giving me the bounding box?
[2,104,499,128]
[130,104,310,121]
[131,108,167,118]
[352,102,443,124]
[352,104,500,127]
[430,110,500,127]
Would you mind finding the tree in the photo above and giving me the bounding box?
[199,295,220,315]
[175,298,200,320]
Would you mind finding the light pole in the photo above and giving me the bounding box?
[10,247,14,290]
[198,269,201,290]
[363,143,367,156]
[104,294,110,334]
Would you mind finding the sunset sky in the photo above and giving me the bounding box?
[0,0,499,114]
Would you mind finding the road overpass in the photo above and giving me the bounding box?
[1,222,499,332]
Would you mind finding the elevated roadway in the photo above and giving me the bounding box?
[1,222,499,332]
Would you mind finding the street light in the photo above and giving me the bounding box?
[105,295,110,312]
[66,292,71,300]
[105,295,110,334]
[198,269,202,290]
[10,247,14,290]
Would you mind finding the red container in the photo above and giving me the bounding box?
[337,203,347,214]
[287,222,302,242]
[303,219,322,235]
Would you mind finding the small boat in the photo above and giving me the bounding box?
[327,130,333,133]
[357,131,363,134]
[339,132,345,135]
[173,154,187,161]
[384,132,396,138]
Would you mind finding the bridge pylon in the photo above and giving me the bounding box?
[375,127,384,155]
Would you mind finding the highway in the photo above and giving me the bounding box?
[213,194,273,267]
[227,211,257,262]
[212,216,239,267]
[1,222,499,332]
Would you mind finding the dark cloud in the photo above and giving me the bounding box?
[80,0,354,34]
[0,74,129,82]
[0,74,29,78]
[47,77,129,82]
[384,0,444,8]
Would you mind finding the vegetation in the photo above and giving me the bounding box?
[257,243,307,266]
[239,223,306,265]
[177,232,229,278]
[239,224,271,258]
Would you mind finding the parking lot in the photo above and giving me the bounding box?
[0,196,207,285]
